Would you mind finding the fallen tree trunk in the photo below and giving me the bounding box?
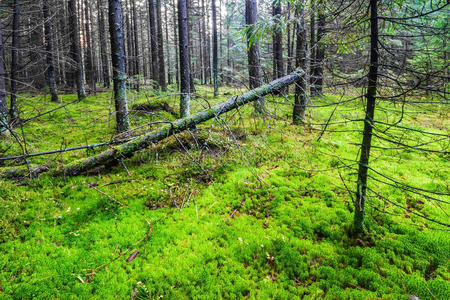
[2,71,303,179]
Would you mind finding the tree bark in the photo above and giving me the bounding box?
[293,4,307,124]
[98,0,110,88]
[313,3,325,95]
[2,71,303,179]
[108,0,130,133]
[43,0,58,102]
[178,0,190,117]
[68,0,86,100]
[0,17,8,136]
[132,0,140,92]
[354,0,379,234]
[272,0,284,80]
[156,0,167,91]
[212,0,219,96]
[245,0,265,114]
[9,0,20,125]
[148,0,159,89]
[84,0,95,93]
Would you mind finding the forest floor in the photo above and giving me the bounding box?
[0,85,449,299]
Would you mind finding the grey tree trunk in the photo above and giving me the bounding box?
[272,0,284,80]
[98,0,110,88]
[3,71,303,179]
[43,0,58,102]
[9,0,19,125]
[156,0,167,91]
[212,0,219,96]
[0,18,8,136]
[354,0,379,235]
[68,0,86,100]
[148,0,159,89]
[132,0,140,92]
[84,0,96,94]
[293,4,307,124]
[245,0,265,114]
[313,5,325,95]
[178,0,190,117]
[108,0,130,133]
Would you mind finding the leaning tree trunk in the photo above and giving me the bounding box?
[293,4,307,124]
[354,0,379,235]
[9,0,19,125]
[245,0,265,114]
[212,0,219,97]
[178,0,190,118]
[2,71,303,179]
[43,0,58,102]
[0,18,7,136]
[68,0,86,100]
[108,0,130,133]
[156,0,167,91]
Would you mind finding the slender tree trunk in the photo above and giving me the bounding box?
[98,0,110,88]
[84,0,95,93]
[245,0,265,114]
[109,0,130,133]
[9,0,19,125]
[148,0,159,89]
[132,0,140,92]
[309,2,316,95]
[286,3,292,74]
[140,10,148,79]
[42,0,58,102]
[272,0,284,80]
[173,0,179,89]
[293,4,307,124]
[68,0,86,100]
[0,18,8,136]
[354,0,379,234]
[156,0,167,91]
[178,0,190,117]
[164,0,172,85]
[212,0,219,96]
[314,6,325,95]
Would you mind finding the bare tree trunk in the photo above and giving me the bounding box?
[272,0,284,80]
[68,0,86,100]
[212,0,219,96]
[354,0,379,235]
[84,0,95,93]
[98,0,110,88]
[108,0,130,133]
[293,4,307,124]
[43,0,58,102]
[173,0,179,89]
[9,0,20,125]
[164,0,172,85]
[314,7,325,95]
[245,0,265,114]
[309,2,316,95]
[148,0,159,89]
[178,0,190,117]
[0,18,8,136]
[156,0,167,91]
[132,0,140,92]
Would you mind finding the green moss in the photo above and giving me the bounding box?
[0,86,449,299]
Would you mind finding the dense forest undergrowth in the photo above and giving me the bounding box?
[1,86,448,299]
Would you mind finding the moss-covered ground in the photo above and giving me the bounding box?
[0,85,449,299]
